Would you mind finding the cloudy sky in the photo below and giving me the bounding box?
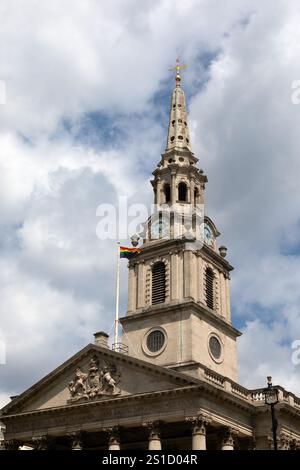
[1,0,300,407]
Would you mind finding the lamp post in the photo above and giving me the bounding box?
[264,376,279,450]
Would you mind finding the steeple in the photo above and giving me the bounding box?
[166,63,192,152]
[121,66,239,384]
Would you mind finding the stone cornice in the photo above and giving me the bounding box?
[121,300,242,338]
[129,238,234,274]
[200,245,234,273]
[1,380,255,424]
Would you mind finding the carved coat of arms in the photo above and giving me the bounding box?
[68,356,121,402]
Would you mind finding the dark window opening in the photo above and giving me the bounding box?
[178,182,187,202]
[152,262,166,305]
[147,330,165,352]
[205,267,214,310]
[164,184,171,203]
[209,336,221,359]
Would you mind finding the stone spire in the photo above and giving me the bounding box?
[165,62,191,152]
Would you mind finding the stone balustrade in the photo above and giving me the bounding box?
[201,363,300,410]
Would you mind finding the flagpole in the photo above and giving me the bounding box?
[114,241,121,347]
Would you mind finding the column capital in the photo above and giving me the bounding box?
[185,414,211,435]
[290,439,300,450]
[143,420,163,451]
[220,426,239,449]
[67,430,85,450]
[279,433,291,450]
[104,426,121,448]
[143,420,163,439]
[32,434,50,450]
[4,439,21,450]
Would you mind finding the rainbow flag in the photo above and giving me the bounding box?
[120,246,141,259]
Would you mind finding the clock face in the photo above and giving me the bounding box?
[204,224,214,246]
[151,218,169,239]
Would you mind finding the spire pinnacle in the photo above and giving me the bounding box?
[169,58,187,86]
[166,59,191,152]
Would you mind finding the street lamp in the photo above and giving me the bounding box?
[264,376,279,450]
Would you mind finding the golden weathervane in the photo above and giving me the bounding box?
[169,58,187,81]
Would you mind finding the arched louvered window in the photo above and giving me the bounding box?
[205,267,215,310]
[152,262,166,305]
[164,184,171,203]
[178,182,187,202]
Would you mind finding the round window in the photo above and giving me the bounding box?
[147,330,165,353]
[209,336,222,360]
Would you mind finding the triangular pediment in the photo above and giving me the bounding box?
[1,344,198,415]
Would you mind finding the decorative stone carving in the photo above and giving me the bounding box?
[4,439,21,450]
[290,439,300,450]
[32,435,50,450]
[105,426,121,450]
[143,421,163,450]
[186,413,211,435]
[220,426,239,450]
[279,434,291,450]
[186,414,211,450]
[67,431,85,450]
[68,355,121,402]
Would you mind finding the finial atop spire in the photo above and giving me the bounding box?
[166,58,191,152]
[169,58,187,86]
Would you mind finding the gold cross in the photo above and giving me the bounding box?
[169,58,187,75]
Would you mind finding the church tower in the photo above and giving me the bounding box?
[120,65,241,382]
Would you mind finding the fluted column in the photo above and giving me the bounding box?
[144,421,162,450]
[220,427,238,450]
[107,427,121,451]
[186,414,211,450]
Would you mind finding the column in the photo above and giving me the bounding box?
[68,431,84,450]
[183,250,192,299]
[144,421,162,450]
[190,177,195,206]
[136,261,145,309]
[171,170,177,204]
[127,265,137,313]
[186,415,211,450]
[32,435,49,450]
[220,427,237,450]
[156,178,162,206]
[170,250,179,301]
[107,427,121,451]
[219,272,226,318]
[225,276,231,322]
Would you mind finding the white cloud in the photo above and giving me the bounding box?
[1,0,300,407]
